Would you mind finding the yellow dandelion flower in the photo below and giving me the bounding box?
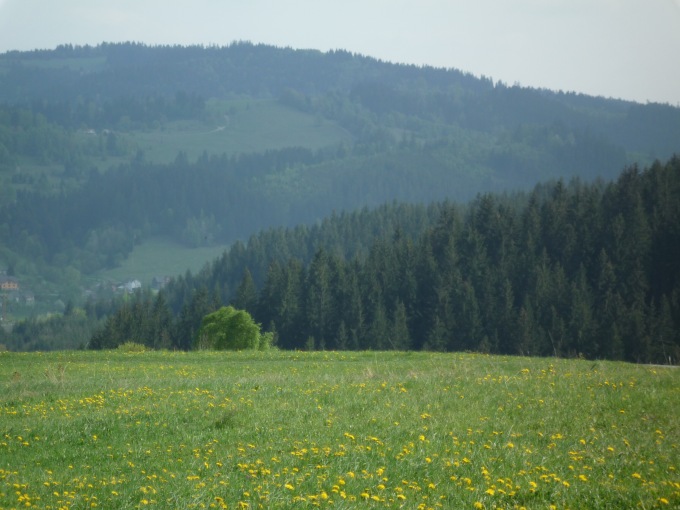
[474,502,484,509]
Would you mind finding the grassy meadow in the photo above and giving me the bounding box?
[0,350,678,509]
[92,237,230,287]
[127,99,351,164]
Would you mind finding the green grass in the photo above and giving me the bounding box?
[0,350,677,509]
[93,237,229,286]
[128,99,351,164]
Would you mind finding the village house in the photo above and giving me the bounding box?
[119,279,142,293]
[0,276,19,291]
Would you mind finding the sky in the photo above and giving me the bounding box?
[0,0,679,105]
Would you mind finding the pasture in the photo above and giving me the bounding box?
[92,236,230,288]
[126,99,352,164]
[1,350,678,509]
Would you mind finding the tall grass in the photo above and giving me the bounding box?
[1,350,677,508]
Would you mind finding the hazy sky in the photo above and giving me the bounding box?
[1,0,679,105]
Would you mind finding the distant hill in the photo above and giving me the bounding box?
[0,42,678,318]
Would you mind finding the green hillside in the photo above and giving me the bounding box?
[126,99,351,164]
[0,42,679,333]
[92,237,229,287]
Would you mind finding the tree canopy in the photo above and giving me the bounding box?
[75,156,680,364]
[196,306,272,351]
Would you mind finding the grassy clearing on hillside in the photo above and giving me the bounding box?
[93,237,229,286]
[0,351,678,509]
[129,99,351,164]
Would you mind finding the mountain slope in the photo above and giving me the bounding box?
[0,42,678,318]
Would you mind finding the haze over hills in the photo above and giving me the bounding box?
[0,42,678,356]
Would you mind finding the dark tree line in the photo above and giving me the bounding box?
[87,157,680,363]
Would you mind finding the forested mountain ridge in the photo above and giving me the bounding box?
[80,156,680,363]
[2,153,679,359]
[2,42,678,155]
[0,42,679,329]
